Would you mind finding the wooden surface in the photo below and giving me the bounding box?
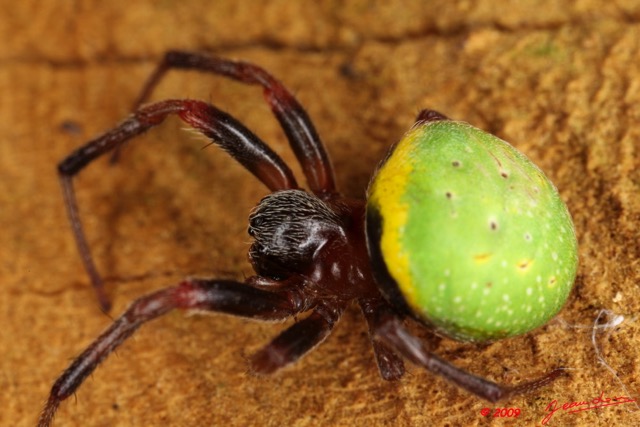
[2,1,640,426]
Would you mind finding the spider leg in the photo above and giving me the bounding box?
[376,316,566,402]
[59,99,298,311]
[359,297,405,380]
[250,301,346,374]
[132,51,336,194]
[37,278,307,427]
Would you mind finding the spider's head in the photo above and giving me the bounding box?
[248,189,342,279]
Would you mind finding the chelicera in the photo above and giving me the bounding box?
[39,51,568,426]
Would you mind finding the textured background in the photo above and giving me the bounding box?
[2,1,640,426]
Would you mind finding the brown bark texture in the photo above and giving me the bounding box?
[2,1,639,426]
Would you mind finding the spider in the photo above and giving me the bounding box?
[39,51,576,426]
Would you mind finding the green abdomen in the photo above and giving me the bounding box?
[367,121,578,342]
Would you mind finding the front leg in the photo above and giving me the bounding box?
[38,278,307,427]
[59,99,298,310]
[133,51,336,194]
